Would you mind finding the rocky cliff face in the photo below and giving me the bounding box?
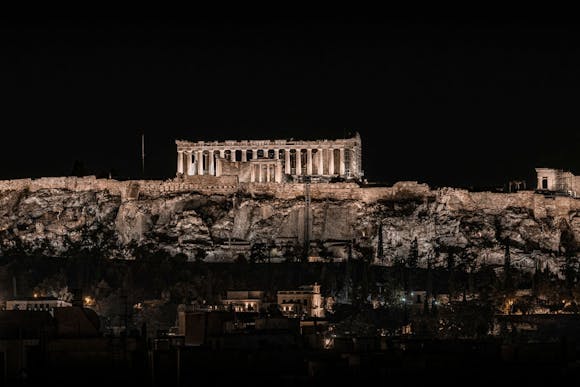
[0,181,578,276]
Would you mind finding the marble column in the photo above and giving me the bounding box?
[285,149,291,174]
[241,149,247,162]
[274,149,279,159]
[230,150,235,162]
[197,150,204,175]
[328,149,335,175]
[258,165,263,182]
[250,163,255,182]
[266,163,271,182]
[318,148,324,175]
[216,158,222,177]
[220,149,225,160]
[276,160,282,183]
[296,149,302,175]
[253,149,258,159]
[186,151,194,175]
[209,151,215,175]
[177,151,184,174]
[339,148,345,176]
[306,149,313,175]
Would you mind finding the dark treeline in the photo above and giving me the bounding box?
[0,254,517,303]
[0,253,545,313]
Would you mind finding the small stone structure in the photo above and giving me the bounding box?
[176,133,363,182]
[508,180,527,192]
[536,168,579,198]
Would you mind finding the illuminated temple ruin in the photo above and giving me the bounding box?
[536,167,579,198]
[175,133,363,183]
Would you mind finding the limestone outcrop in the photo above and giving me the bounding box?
[0,177,578,276]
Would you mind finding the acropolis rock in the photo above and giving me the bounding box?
[0,175,578,278]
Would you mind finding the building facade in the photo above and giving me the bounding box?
[221,290,265,313]
[535,168,579,198]
[277,284,324,318]
[5,297,71,314]
[175,133,362,182]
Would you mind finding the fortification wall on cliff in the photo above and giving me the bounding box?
[0,175,240,199]
[0,176,126,195]
[237,181,431,202]
[0,176,430,202]
[137,175,239,197]
[0,176,578,216]
[437,187,580,218]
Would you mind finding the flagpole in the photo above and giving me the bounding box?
[141,132,145,178]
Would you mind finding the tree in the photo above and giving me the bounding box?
[407,237,419,268]
[234,254,247,264]
[564,254,577,292]
[438,300,494,339]
[425,255,433,314]
[250,243,268,263]
[194,248,207,263]
[503,240,513,292]
[377,222,384,261]
[266,303,282,317]
[461,250,477,299]
[447,249,459,300]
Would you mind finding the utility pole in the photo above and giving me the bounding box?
[304,176,311,261]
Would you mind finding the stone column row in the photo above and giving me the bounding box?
[176,150,211,176]
[281,147,347,177]
[179,146,352,177]
[250,162,283,183]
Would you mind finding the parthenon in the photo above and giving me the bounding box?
[175,133,363,183]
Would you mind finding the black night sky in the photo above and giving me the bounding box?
[1,17,579,188]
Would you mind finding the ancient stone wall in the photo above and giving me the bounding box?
[139,175,239,197]
[0,176,126,195]
[219,160,253,182]
[437,188,580,218]
[0,175,241,199]
[0,176,578,215]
